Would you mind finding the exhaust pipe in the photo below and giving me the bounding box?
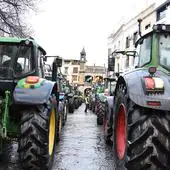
[138,19,142,37]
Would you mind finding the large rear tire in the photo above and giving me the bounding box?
[113,84,170,170]
[112,85,127,169]
[126,106,170,170]
[19,104,56,170]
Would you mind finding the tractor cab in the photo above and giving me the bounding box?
[0,37,49,95]
[135,23,170,73]
[0,39,34,80]
[110,21,170,76]
[103,77,117,96]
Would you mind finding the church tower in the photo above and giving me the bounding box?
[79,48,86,85]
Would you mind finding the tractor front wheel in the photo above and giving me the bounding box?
[19,104,56,170]
[113,85,170,170]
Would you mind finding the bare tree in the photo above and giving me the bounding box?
[0,0,40,37]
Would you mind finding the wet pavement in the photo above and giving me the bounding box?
[0,104,115,170]
[53,104,115,170]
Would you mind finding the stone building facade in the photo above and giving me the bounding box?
[61,48,106,85]
[108,1,170,73]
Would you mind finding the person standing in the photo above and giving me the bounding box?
[84,94,89,112]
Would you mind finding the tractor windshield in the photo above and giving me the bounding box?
[139,36,151,67]
[0,42,33,79]
[159,34,170,70]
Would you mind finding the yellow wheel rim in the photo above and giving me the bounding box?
[48,109,56,155]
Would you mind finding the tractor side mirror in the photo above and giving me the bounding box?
[115,72,120,77]
[135,38,143,48]
[43,56,47,62]
[45,56,62,67]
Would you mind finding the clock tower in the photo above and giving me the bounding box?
[79,48,86,85]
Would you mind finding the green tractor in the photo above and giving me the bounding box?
[0,37,60,169]
[108,20,170,169]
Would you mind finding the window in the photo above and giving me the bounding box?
[73,67,78,73]
[133,32,138,45]
[159,34,170,70]
[139,36,151,67]
[37,50,44,77]
[16,46,33,75]
[0,43,33,78]
[72,75,78,81]
[64,60,70,64]
[157,2,170,21]
[72,60,80,65]
[145,24,151,30]
[126,37,130,48]
[157,7,167,21]
[64,67,68,74]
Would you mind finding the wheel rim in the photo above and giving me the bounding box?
[116,104,126,160]
[49,108,56,156]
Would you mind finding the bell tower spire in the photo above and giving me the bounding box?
[79,48,87,85]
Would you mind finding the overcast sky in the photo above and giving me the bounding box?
[28,0,165,66]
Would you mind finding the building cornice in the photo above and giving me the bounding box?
[110,3,156,41]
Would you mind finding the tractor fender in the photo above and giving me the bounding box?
[13,78,57,105]
[105,96,114,119]
[117,69,170,111]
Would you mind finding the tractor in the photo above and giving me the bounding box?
[102,77,116,141]
[93,82,105,125]
[44,60,68,138]
[65,83,75,113]
[93,77,117,126]
[55,73,68,139]
[106,19,170,169]
[72,84,83,110]
[0,37,60,170]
